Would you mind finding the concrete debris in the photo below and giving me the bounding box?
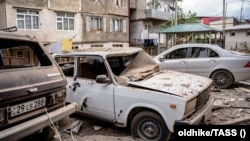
[213,116,250,125]
[234,88,245,93]
[207,84,250,125]
[64,120,82,135]
[238,87,250,93]
[94,126,102,131]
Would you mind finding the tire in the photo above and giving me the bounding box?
[210,70,234,89]
[131,111,171,141]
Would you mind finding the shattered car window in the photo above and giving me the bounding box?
[107,50,159,84]
[0,38,52,70]
[77,56,107,80]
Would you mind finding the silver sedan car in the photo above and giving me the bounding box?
[154,43,250,89]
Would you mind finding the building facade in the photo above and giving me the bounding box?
[129,0,174,49]
[0,0,130,50]
[225,24,250,51]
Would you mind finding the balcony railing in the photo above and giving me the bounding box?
[145,9,172,21]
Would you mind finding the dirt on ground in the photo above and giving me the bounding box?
[50,83,250,141]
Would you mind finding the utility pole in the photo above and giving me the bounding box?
[222,0,226,48]
[173,0,178,46]
[240,0,245,24]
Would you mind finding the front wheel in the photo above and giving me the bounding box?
[131,111,171,141]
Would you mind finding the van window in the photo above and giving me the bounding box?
[0,38,52,70]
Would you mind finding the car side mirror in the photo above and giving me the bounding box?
[159,56,164,62]
[96,75,110,83]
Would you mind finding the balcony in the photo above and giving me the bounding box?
[145,9,172,21]
[130,0,136,9]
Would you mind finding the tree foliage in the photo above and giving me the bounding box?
[161,7,199,44]
[161,7,198,29]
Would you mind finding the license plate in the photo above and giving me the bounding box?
[10,97,46,117]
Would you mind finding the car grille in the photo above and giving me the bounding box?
[196,85,211,109]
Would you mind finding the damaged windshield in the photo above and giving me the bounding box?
[107,50,159,84]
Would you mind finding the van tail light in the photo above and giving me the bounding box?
[244,61,250,68]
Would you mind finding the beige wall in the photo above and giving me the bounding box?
[3,0,129,46]
[209,18,238,30]
[225,30,250,50]
[48,0,81,12]
[5,4,82,43]
[81,0,129,44]
[0,1,6,29]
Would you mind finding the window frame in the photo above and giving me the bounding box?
[112,19,123,32]
[230,31,235,37]
[16,9,39,30]
[164,48,188,59]
[246,30,250,36]
[113,0,122,6]
[56,12,75,31]
[90,17,103,31]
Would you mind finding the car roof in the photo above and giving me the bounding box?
[0,31,37,42]
[173,43,221,48]
[53,47,143,57]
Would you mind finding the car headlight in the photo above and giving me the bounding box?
[185,98,197,114]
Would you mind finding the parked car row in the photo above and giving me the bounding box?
[154,43,250,89]
[4,31,248,141]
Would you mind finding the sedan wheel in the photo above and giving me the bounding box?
[131,111,171,141]
[210,70,234,89]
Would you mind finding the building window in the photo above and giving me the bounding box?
[113,0,122,6]
[113,44,123,47]
[57,13,74,30]
[246,30,250,36]
[230,31,235,36]
[112,19,123,32]
[16,9,39,30]
[91,44,103,47]
[91,17,103,31]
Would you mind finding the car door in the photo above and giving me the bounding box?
[67,55,115,121]
[158,46,188,73]
[187,46,221,77]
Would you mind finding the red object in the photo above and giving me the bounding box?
[202,17,222,25]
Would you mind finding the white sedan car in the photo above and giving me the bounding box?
[154,43,250,89]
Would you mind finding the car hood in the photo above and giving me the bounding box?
[126,70,212,99]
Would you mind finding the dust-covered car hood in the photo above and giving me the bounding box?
[127,70,212,99]
[114,50,212,99]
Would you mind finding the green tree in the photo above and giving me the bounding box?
[161,7,198,29]
[161,7,199,44]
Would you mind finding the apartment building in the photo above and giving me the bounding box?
[129,0,174,49]
[0,0,129,50]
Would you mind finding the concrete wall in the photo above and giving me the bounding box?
[130,0,147,21]
[82,0,106,14]
[107,0,128,16]
[3,0,129,46]
[81,0,129,44]
[48,0,81,12]
[0,0,6,29]
[5,3,82,43]
[209,18,239,30]
[6,0,46,9]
